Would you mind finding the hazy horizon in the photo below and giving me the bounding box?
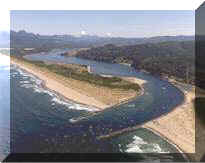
[10,29,195,38]
[10,10,195,38]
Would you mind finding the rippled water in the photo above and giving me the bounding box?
[24,50,184,136]
[110,128,178,153]
[10,66,185,161]
[0,50,187,161]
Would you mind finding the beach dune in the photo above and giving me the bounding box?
[143,85,195,154]
[11,58,143,110]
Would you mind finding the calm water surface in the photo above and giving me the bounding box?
[0,50,186,161]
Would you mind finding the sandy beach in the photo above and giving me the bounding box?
[11,58,143,110]
[13,61,109,109]
[143,81,195,155]
[10,56,200,160]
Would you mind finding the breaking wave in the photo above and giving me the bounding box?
[124,135,170,153]
[11,65,100,113]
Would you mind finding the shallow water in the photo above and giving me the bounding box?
[24,50,184,136]
[0,50,187,161]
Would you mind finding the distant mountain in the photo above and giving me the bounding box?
[10,30,196,84]
[11,30,194,49]
[0,31,10,48]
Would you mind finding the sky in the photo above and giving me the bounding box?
[10,10,195,38]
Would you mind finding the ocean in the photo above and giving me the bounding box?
[0,52,186,161]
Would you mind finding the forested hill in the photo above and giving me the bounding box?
[10,30,194,49]
[10,30,195,84]
[75,41,195,84]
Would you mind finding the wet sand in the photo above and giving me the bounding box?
[11,58,143,110]
[143,81,195,154]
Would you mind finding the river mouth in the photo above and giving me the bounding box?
[2,50,186,161]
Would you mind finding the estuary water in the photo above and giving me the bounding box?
[0,50,187,161]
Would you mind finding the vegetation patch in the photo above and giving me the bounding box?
[75,41,195,84]
[14,57,140,92]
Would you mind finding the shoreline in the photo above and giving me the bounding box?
[11,59,144,111]
[143,80,195,155]
[97,78,194,160]
[143,126,190,161]
[11,61,108,110]
[10,56,194,159]
[18,65,103,111]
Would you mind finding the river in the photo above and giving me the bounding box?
[0,49,187,161]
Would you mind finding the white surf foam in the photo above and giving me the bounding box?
[151,143,168,153]
[15,66,100,112]
[19,80,30,84]
[52,97,99,112]
[125,135,169,153]
[125,136,146,153]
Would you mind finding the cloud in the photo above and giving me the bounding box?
[81,30,87,35]
[106,32,112,37]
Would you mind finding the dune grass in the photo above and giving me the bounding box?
[13,57,141,92]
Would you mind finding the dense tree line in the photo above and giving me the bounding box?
[75,41,195,84]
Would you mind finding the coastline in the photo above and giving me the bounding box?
[11,61,108,109]
[98,78,195,160]
[143,126,190,161]
[10,55,195,159]
[11,59,143,110]
[143,80,195,154]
